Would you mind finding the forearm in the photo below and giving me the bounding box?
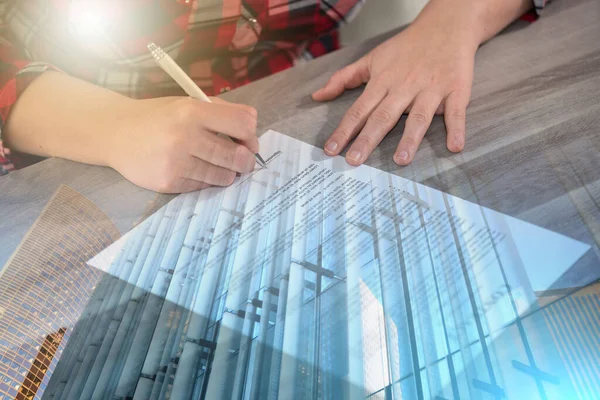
[3,71,135,167]
[411,0,534,49]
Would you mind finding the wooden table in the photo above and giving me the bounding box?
[1,0,599,274]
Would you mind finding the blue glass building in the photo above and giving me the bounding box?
[39,142,598,400]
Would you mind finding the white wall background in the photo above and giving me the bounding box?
[340,0,429,45]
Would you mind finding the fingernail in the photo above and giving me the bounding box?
[453,139,463,148]
[347,150,362,163]
[325,141,338,154]
[396,151,409,161]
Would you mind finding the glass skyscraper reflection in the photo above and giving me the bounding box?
[0,185,120,399]
[1,132,597,400]
[40,179,597,399]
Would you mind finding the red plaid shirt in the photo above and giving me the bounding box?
[0,0,546,175]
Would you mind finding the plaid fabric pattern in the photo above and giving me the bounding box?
[0,0,364,174]
[0,0,546,175]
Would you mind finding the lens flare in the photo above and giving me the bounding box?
[68,2,108,42]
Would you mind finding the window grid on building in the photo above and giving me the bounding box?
[0,185,120,399]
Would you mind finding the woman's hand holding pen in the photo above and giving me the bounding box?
[109,97,258,193]
[4,72,259,194]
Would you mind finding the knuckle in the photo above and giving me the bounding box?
[156,183,172,194]
[244,105,258,120]
[155,174,175,193]
[403,72,419,86]
[408,112,429,125]
[449,87,472,103]
[371,74,391,88]
[371,108,394,126]
[427,75,440,86]
[161,133,182,158]
[237,110,258,139]
[448,109,466,119]
[174,97,199,122]
[217,170,236,186]
[333,126,353,142]
[452,85,471,95]
[233,144,250,169]
[332,70,345,83]
[346,106,366,124]
[221,145,236,169]
[354,134,376,150]
[200,136,219,162]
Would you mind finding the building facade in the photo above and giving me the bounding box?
[41,174,597,399]
[0,185,120,399]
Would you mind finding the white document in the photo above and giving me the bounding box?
[86,130,595,399]
[89,127,594,339]
[91,129,591,301]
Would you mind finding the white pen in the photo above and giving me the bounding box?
[147,42,267,169]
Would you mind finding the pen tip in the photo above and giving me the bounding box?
[147,42,157,52]
[256,154,267,168]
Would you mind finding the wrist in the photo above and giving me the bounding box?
[409,0,487,51]
[103,97,142,171]
[412,0,533,48]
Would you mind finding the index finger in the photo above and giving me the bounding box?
[189,101,259,153]
[190,132,256,174]
[324,82,387,156]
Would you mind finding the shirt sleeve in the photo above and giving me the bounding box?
[0,37,55,175]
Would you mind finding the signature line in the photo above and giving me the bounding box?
[236,151,283,187]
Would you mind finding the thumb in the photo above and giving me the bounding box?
[312,57,370,102]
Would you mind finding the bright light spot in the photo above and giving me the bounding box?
[68,2,108,42]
